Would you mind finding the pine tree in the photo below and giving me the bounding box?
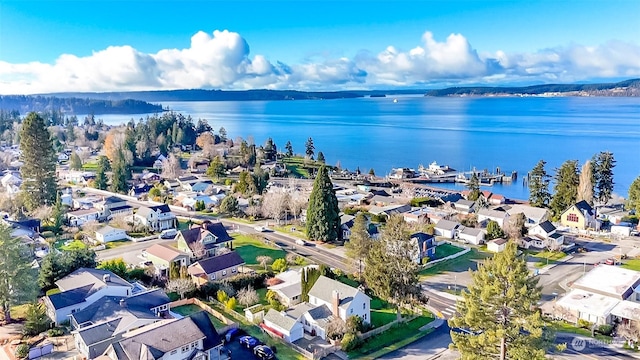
[449,243,548,360]
[110,150,130,194]
[528,160,550,208]
[550,160,579,219]
[577,160,594,205]
[593,151,616,204]
[285,141,293,157]
[317,151,326,164]
[486,220,505,240]
[344,213,372,279]
[364,215,420,320]
[305,166,340,242]
[51,193,64,235]
[0,224,38,321]
[69,151,83,170]
[305,137,315,160]
[206,156,226,182]
[93,155,109,190]
[628,176,640,212]
[467,173,480,201]
[20,112,57,210]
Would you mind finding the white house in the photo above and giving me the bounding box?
[0,172,21,194]
[434,219,461,239]
[307,275,370,327]
[67,208,101,227]
[525,220,564,250]
[487,238,508,253]
[505,204,549,228]
[133,204,176,232]
[95,225,127,243]
[44,268,134,325]
[457,226,485,245]
[267,269,303,307]
[452,199,476,214]
[477,209,509,228]
[261,309,304,343]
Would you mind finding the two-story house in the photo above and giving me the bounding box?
[133,205,177,232]
[144,244,191,277]
[67,208,101,227]
[72,289,171,359]
[176,222,233,259]
[44,268,134,325]
[477,208,510,228]
[561,200,599,230]
[102,312,223,360]
[96,196,133,220]
[411,232,436,264]
[187,251,245,286]
[525,220,565,250]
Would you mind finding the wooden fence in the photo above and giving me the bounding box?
[169,298,237,328]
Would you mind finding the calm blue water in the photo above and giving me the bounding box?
[97,96,640,201]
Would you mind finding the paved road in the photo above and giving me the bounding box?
[553,333,638,359]
[378,323,452,360]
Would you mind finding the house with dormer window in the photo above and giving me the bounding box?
[176,222,233,259]
[133,205,176,232]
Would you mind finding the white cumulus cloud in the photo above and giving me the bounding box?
[0,29,639,93]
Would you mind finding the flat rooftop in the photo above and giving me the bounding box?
[556,289,620,318]
[572,265,640,299]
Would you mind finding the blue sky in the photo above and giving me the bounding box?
[1,0,639,93]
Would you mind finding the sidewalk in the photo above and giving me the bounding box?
[423,286,464,302]
[557,332,640,359]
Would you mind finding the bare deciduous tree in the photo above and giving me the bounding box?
[246,204,262,219]
[166,278,195,299]
[261,191,290,224]
[82,220,102,235]
[109,214,135,232]
[619,320,640,344]
[216,247,231,256]
[326,317,347,340]
[289,192,308,221]
[161,154,182,180]
[237,285,260,307]
[256,256,273,271]
[286,253,299,265]
[577,160,594,204]
[189,241,207,259]
[196,133,216,159]
[30,205,53,224]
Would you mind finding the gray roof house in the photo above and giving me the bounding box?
[45,268,134,325]
[133,204,176,232]
[187,251,245,285]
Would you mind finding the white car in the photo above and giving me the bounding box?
[295,239,306,246]
[254,226,266,232]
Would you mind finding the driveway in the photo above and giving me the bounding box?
[377,322,452,360]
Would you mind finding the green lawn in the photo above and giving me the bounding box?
[105,240,131,250]
[172,304,228,330]
[370,298,399,327]
[60,240,88,251]
[530,251,567,268]
[622,259,640,271]
[232,234,287,265]
[419,249,491,279]
[552,321,612,342]
[274,225,306,238]
[348,314,435,358]
[434,243,466,260]
[178,219,192,230]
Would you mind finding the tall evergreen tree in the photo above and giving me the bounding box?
[206,156,226,182]
[69,151,83,170]
[0,224,38,321]
[317,151,326,164]
[550,160,579,219]
[528,160,551,208]
[93,155,109,190]
[344,213,373,279]
[467,173,480,201]
[51,193,64,235]
[305,137,315,159]
[285,141,294,157]
[628,176,640,212]
[593,151,616,204]
[305,166,340,242]
[20,112,57,210]
[449,243,548,360]
[110,150,130,194]
[364,215,420,320]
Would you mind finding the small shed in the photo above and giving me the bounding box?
[487,238,508,253]
[261,308,304,343]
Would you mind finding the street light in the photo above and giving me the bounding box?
[454,275,458,295]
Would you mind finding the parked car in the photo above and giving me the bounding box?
[295,239,306,246]
[225,328,245,342]
[254,226,266,232]
[605,258,615,265]
[160,228,178,239]
[239,335,260,349]
[253,345,275,360]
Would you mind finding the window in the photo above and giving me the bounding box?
[222,270,227,276]
[567,213,579,222]
[350,308,353,314]
[170,350,177,355]
[363,303,366,310]
[232,267,237,273]
[181,345,189,352]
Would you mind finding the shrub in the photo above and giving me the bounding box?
[225,297,237,311]
[341,332,360,352]
[598,324,614,336]
[421,257,430,265]
[48,328,64,337]
[15,344,29,359]
[346,315,365,333]
[73,232,84,241]
[577,319,592,329]
[216,290,229,303]
[271,258,288,273]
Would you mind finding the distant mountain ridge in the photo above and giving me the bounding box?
[424,78,640,97]
[0,95,162,115]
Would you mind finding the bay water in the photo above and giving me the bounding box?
[96,96,640,201]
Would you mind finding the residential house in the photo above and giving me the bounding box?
[44,268,134,325]
[306,276,371,337]
[457,227,485,245]
[73,196,102,210]
[128,183,153,199]
[102,312,223,360]
[144,244,191,277]
[133,205,176,232]
[96,196,133,220]
[368,204,412,219]
[176,222,233,259]
[411,232,436,263]
[487,238,508,253]
[477,208,509,228]
[187,251,245,285]
[185,181,214,193]
[452,199,475,214]
[72,289,171,359]
[177,175,201,191]
[260,309,305,343]
[598,206,630,225]
[141,172,161,183]
[526,220,565,250]
[505,204,549,228]
[58,152,70,162]
[340,214,356,240]
[267,269,304,307]
[67,208,101,227]
[561,200,598,230]
[388,168,415,179]
[487,193,506,205]
[434,219,461,239]
[555,288,619,325]
[572,265,640,301]
[612,223,633,237]
[95,226,127,243]
[403,207,431,224]
[0,172,21,194]
[62,171,96,186]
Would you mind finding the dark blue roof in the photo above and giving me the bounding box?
[189,311,222,350]
[48,284,93,309]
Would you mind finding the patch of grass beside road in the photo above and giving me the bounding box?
[419,248,490,280]
[622,259,640,271]
[232,234,286,265]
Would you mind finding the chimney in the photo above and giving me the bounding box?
[103,274,111,283]
[119,299,126,308]
[331,291,340,318]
